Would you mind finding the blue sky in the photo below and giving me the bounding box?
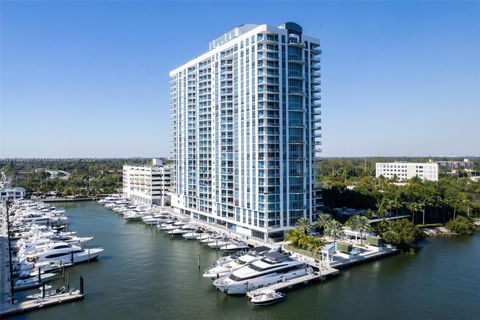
[1,1,479,158]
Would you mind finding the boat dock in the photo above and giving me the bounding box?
[330,247,399,269]
[161,207,270,248]
[0,292,84,318]
[0,201,88,318]
[246,267,340,300]
[1,205,13,312]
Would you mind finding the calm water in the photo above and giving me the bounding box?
[13,202,480,320]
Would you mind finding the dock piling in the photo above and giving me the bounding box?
[80,276,84,295]
[198,254,200,270]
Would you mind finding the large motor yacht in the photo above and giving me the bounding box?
[213,252,313,295]
[203,246,271,279]
[22,242,104,265]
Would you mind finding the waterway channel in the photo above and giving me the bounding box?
[11,201,480,320]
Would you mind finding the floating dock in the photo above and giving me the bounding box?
[330,247,399,269]
[246,267,340,300]
[0,292,84,318]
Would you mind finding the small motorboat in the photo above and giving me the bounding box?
[183,231,203,240]
[14,272,58,291]
[26,286,65,300]
[168,228,189,236]
[250,289,286,305]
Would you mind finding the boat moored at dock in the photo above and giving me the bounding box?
[213,252,313,295]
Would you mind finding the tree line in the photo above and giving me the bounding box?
[0,158,167,196]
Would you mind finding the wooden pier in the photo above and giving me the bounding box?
[246,267,340,300]
[0,292,84,318]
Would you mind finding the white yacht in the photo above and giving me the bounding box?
[124,211,142,221]
[207,237,232,249]
[143,217,161,225]
[213,252,313,295]
[167,228,189,236]
[197,232,215,241]
[158,220,175,230]
[203,247,270,279]
[182,230,204,240]
[14,272,58,291]
[220,241,249,252]
[200,234,222,244]
[23,242,104,265]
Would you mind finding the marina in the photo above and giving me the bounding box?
[0,200,102,318]
[1,2,478,319]
[2,201,479,319]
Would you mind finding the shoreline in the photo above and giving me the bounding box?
[34,196,106,203]
[422,224,479,238]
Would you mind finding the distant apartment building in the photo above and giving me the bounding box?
[1,187,26,202]
[376,162,439,182]
[170,22,322,241]
[123,159,171,206]
[437,158,473,170]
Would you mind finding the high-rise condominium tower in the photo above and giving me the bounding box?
[170,22,322,241]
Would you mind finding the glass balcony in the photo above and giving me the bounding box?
[288,71,304,79]
[288,87,304,95]
[288,55,304,64]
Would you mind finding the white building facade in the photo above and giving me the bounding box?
[376,162,439,182]
[1,187,26,202]
[123,161,171,206]
[170,22,322,241]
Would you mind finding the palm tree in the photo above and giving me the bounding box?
[356,216,371,244]
[324,220,344,252]
[376,198,389,222]
[286,229,302,247]
[315,213,332,233]
[295,217,312,234]
[346,215,361,242]
[407,202,422,224]
[346,215,371,243]
[421,193,433,225]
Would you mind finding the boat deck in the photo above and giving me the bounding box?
[246,267,339,300]
[0,292,84,317]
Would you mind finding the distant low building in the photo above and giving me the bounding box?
[1,187,26,202]
[122,160,171,207]
[376,162,438,182]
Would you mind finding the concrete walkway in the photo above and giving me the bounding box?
[0,205,13,312]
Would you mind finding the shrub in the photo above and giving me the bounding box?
[445,216,474,235]
[381,219,420,252]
